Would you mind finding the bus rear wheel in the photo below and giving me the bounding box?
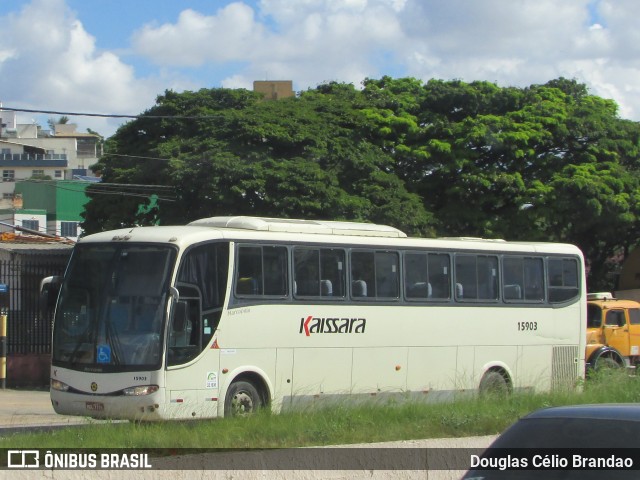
[224,380,262,417]
[479,370,510,397]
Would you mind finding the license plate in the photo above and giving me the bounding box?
[86,402,104,411]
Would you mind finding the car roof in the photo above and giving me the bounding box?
[522,403,640,422]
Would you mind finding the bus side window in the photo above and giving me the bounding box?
[351,250,399,300]
[429,254,450,300]
[455,255,477,300]
[169,301,192,347]
[294,248,320,296]
[294,247,345,299]
[404,251,450,301]
[503,256,522,301]
[351,251,375,298]
[321,249,345,298]
[236,245,288,297]
[503,256,544,302]
[263,247,288,296]
[477,256,498,300]
[547,258,579,303]
[523,257,544,301]
[236,247,264,295]
[170,242,229,366]
[376,251,399,299]
[454,254,498,302]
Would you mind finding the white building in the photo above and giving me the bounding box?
[0,110,101,209]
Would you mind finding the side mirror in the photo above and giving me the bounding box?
[40,275,62,314]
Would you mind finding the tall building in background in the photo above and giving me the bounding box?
[253,80,294,100]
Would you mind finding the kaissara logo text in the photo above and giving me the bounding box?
[299,316,366,336]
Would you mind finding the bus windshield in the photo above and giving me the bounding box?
[52,243,176,372]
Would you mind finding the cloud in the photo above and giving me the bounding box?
[133,0,409,89]
[129,0,640,122]
[132,3,267,66]
[2,0,640,139]
[0,0,157,136]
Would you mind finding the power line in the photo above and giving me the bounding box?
[0,106,222,120]
[17,179,177,202]
[18,179,175,190]
[105,153,174,162]
[84,188,176,202]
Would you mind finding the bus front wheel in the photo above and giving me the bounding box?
[224,380,262,417]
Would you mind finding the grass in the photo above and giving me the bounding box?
[2,369,639,449]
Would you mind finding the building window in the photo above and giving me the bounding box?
[22,220,39,232]
[2,193,13,200]
[60,222,78,237]
[2,170,14,182]
[54,170,63,178]
[32,169,45,177]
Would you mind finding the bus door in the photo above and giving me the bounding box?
[604,309,630,357]
[165,242,229,415]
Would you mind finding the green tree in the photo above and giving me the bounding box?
[82,78,640,291]
[358,77,640,288]
[83,85,432,236]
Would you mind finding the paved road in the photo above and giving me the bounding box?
[0,388,93,430]
[0,389,495,480]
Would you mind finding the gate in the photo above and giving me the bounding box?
[3,260,68,354]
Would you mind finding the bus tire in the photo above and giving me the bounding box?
[224,380,262,417]
[595,356,621,371]
[479,370,510,397]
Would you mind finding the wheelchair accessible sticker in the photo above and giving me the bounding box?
[97,345,111,364]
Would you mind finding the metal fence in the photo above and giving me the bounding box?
[3,260,68,354]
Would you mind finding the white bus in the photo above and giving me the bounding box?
[46,216,586,420]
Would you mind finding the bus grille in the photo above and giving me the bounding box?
[551,345,579,390]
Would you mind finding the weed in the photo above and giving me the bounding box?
[1,372,636,449]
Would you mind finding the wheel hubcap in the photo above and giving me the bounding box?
[232,390,254,414]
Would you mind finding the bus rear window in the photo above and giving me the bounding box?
[547,258,579,303]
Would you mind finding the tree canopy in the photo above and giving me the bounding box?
[83,77,640,290]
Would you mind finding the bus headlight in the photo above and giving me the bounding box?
[122,385,159,396]
[51,379,70,392]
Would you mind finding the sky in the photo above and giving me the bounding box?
[0,0,639,138]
